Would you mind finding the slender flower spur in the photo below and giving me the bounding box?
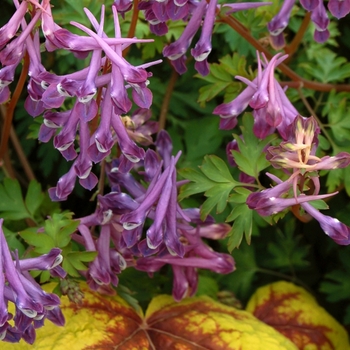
[0,219,65,343]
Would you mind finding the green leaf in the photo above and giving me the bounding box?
[320,270,350,302]
[0,178,31,220]
[3,226,25,256]
[44,213,79,247]
[226,188,254,251]
[232,114,275,178]
[201,183,235,220]
[200,155,237,184]
[196,53,254,106]
[266,221,310,271]
[20,228,55,254]
[25,180,44,218]
[178,168,215,200]
[63,251,97,277]
[196,275,219,299]
[223,242,258,298]
[300,49,350,83]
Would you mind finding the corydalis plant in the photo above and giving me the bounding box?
[214,52,298,139]
[247,116,350,245]
[161,0,271,75]
[0,1,161,201]
[268,0,350,47]
[0,219,65,344]
[73,131,235,298]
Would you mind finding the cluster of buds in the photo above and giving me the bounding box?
[214,52,298,139]
[247,116,350,245]
[0,219,65,344]
[268,0,350,48]
[0,1,160,200]
[74,131,235,300]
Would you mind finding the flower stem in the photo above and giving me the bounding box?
[159,67,178,131]
[284,12,311,63]
[123,0,139,58]
[218,14,350,92]
[0,53,30,164]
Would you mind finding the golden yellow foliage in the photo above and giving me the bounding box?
[246,281,350,350]
[2,282,298,350]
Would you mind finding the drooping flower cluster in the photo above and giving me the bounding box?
[161,1,271,75]
[268,0,350,47]
[106,0,272,76]
[214,52,298,139]
[74,131,235,300]
[0,1,160,200]
[247,116,350,245]
[0,219,65,344]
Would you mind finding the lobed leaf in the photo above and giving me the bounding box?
[246,281,350,350]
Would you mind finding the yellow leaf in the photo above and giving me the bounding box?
[246,281,350,350]
[3,283,297,349]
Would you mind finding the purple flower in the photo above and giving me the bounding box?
[0,219,65,343]
[328,0,350,18]
[214,52,298,138]
[136,221,234,301]
[0,1,27,50]
[301,202,350,245]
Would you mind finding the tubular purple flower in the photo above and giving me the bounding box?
[300,0,320,11]
[111,65,132,115]
[301,202,350,245]
[191,0,217,76]
[0,1,28,50]
[267,0,294,37]
[311,1,330,42]
[110,110,146,163]
[166,0,189,21]
[155,130,173,168]
[16,248,63,271]
[164,169,185,257]
[120,155,177,230]
[247,190,336,216]
[49,166,77,201]
[328,0,350,19]
[113,0,133,17]
[70,20,148,84]
[162,0,207,64]
[0,10,41,66]
[213,84,255,119]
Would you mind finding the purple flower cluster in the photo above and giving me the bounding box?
[247,116,350,245]
[268,0,350,47]
[74,131,235,300]
[0,219,65,344]
[214,52,298,139]
[161,1,270,75]
[0,1,160,200]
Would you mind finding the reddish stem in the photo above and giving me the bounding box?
[123,0,139,57]
[0,53,30,164]
[284,12,311,62]
[218,15,350,92]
